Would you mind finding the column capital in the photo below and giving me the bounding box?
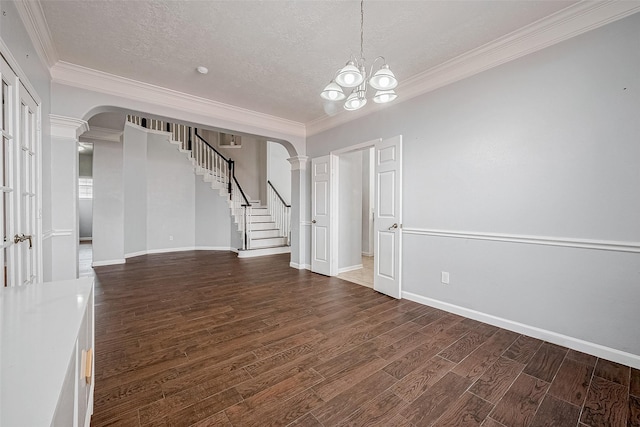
[50,114,89,139]
[287,156,309,171]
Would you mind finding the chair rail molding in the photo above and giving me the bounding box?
[42,229,73,240]
[402,227,640,253]
[50,115,89,140]
[306,1,640,136]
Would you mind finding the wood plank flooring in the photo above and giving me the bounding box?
[90,251,637,427]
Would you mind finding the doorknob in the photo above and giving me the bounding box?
[311,220,317,224]
[13,234,33,248]
[388,223,398,231]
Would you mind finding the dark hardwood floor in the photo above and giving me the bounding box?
[90,251,638,427]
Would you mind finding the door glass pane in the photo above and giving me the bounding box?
[2,80,8,132]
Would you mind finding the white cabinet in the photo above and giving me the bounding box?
[1,278,95,427]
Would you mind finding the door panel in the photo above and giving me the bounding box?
[374,136,402,298]
[311,156,331,275]
[1,55,40,286]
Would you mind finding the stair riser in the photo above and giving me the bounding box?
[250,230,281,239]
[250,237,286,248]
[249,222,277,231]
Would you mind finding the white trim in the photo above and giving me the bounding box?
[50,115,90,140]
[91,259,125,267]
[331,138,379,155]
[306,2,640,136]
[79,126,122,143]
[362,251,374,257]
[290,262,310,270]
[124,246,238,259]
[124,250,147,259]
[402,228,640,253]
[237,246,291,258]
[402,291,640,370]
[0,39,42,104]
[338,264,363,274]
[50,61,306,138]
[301,221,312,227]
[13,0,58,69]
[42,229,73,239]
[287,156,309,171]
[79,237,92,242]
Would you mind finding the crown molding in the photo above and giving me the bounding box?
[50,114,89,139]
[50,61,306,139]
[306,1,640,136]
[13,0,58,70]
[79,126,122,143]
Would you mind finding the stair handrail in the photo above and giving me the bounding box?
[266,181,291,246]
[267,180,291,207]
[194,129,229,162]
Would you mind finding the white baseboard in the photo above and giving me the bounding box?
[124,250,147,259]
[338,264,363,274]
[125,246,239,259]
[290,262,310,270]
[79,237,92,242]
[92,259,125,267]
[362,251,374,257]
[402,291,640,370]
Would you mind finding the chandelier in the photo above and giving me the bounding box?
[321,0,398,111]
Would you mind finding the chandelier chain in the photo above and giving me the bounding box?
[360,0,364,61]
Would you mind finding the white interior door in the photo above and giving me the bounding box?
[18,82,38,285]
[311,155,332,276]
[1,54,40,286]
[373,135,402,298]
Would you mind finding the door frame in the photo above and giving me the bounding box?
[329,138,381,279]
[1,40,43,285]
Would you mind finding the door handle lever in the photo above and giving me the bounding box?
[13,234,33,248]
[388,223,398,231]
[311,220,317,224]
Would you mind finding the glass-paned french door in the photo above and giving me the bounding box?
[1,54,39,286]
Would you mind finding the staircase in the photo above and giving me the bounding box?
[126,116,291,257]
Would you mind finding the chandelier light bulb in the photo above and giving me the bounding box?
[344,92,367,111]
[373,90,397,104]
[321,81,346,101]
[369,64,398,90]
[335,62,364,88]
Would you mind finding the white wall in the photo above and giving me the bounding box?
[93,124,238,264]
[146,132,195,251]
[217,134,265,203]
[307,14,640,364]
[338,151,363,270]
[92,140,124,264]
[267,141,291,205]
[361,148,374,256]
[123,125,148,256]
[194,178,232,249]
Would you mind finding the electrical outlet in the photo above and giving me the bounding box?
[441,271,450,284]
[169,235,174,241]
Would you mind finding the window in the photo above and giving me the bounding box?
[78,177,93,199]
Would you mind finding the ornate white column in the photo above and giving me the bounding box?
[48,115,89,280]
[287,155,309,269]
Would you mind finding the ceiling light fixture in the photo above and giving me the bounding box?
[196,66,209,75]
[321,0,398,111]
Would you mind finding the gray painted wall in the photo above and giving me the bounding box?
[93,140,124,263]
[307,14,640,358]
[78,153,93,239]
[267,141,291,205]
[338,151,363,270]
[123,125,148,255]
[79,153,93,177]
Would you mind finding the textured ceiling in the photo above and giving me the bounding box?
[40,0,577,124]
